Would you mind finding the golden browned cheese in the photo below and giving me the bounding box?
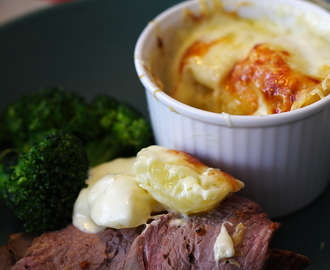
[224,44,322,115]
[173,40,327,115]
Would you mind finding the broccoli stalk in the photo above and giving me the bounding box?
[4,132,89,234]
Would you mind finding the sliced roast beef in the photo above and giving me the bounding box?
[10,194,309,270]
[125,194,284,270]
[12,224,144,270]
[0,246,15,270]
[7,231,37,261]
[0,231,36,270]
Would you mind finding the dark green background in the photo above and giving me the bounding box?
[0,1,329,269]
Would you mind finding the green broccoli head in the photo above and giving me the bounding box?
[1,88,154,168]
[4,132,89,234]
[113,103,154,150]
[1,87,95,152]
[85,95,154,166]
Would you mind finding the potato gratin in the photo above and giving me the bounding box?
[73,145,243,233]
[167,2,330,115]
[133,146,243,215]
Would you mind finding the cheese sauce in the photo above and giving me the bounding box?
[213,222,235,261]
[72,157,161,233]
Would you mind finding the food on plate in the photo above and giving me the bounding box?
[4,132,89,234]
[73,145,244,233]
[133,145,244,214]
[166,1,330,115]
[3,195,309,270]
[1,145,309,269]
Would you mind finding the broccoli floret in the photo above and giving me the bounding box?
[113,103,153,148]
[83,94,154,166]
[1,88,153,168]
[1,87,95,152]
[4,132,89,234]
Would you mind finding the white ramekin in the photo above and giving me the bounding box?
[134,0,330,218]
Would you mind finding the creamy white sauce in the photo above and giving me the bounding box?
[72,187,105,233]
[169,218,187,227]
[73,157,157,233]
[88,174,157,229]
[213,222,235,261]
[86,157,136,186]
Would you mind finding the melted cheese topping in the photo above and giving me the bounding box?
[167,5,330,115]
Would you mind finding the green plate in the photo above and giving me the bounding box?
[0,0,329,269]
